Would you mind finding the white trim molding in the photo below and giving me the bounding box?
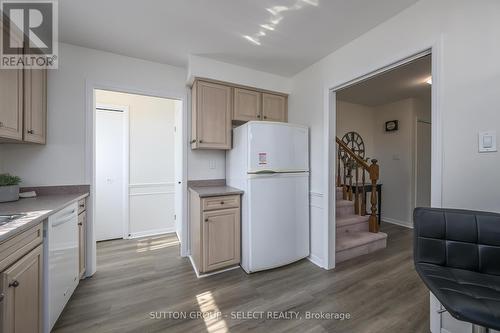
[129,228,176,239]
[382,217,414,229]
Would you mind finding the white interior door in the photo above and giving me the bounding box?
[416,120,432,208]
[96,108,126,241]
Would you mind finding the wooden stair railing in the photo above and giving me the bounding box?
[336,137,380,233]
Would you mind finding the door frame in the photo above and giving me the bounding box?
[324,44,443,270]
[413,118,432,215]
[84,80,188,277]
[95,103,130,240]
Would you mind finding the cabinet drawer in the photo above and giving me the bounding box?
[77,198,86,215]
[202,195,240,211]
[0,223,43,272]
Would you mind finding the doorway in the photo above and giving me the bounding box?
[326,49,440,269]
[94,89,183,245]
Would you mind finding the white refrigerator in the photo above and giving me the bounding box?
[226,121,310,273]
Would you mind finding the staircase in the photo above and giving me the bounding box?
[336,187,387,263]
[335,136,387,263]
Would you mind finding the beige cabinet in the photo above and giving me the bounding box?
[190,191,241,274]
[262,93,287,122]
[202,208,240,272]
[77,198,87,279]
[233,88,261,122]
[0,69,23,141]
[0,223,43,333]
[23,69,47,144]
[191,80,232,150]
[0,68,47,144]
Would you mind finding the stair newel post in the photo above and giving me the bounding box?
[368,159,379,233]
[347,161,353,201]
[354,164,359,214]
[361,169,366,216]
[336,147,341,187]
[342,158,347,200]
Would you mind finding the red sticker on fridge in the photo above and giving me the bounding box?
[258,152,267,165]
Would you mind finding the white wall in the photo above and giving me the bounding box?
[0,43,229,186]
[289,0,500,267]
[188,55,292,94]
[95,90,178,237]
[336,101,376,159]
[373,99,416,227]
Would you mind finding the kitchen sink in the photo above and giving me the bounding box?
[0,214,27,226]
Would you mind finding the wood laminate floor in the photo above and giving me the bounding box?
[53,224,429,333]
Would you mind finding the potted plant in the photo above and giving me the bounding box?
[0,173,22,203]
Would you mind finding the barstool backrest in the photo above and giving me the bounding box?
[414,207,500,276]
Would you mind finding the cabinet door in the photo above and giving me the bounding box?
[193,81,232,149]
[1,244,43,333]
[23,69,47,144]
[0,69,23,141]
[233,88,261,122]
[262,93,287,122]
[78,211,86,279]
[202,208,240,272]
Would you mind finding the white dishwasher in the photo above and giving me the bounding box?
[44,202,79,333]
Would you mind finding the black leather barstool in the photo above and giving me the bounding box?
[413,208,500,333]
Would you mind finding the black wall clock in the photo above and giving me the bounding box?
[385,120,399,132]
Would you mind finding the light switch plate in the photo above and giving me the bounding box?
[209,160,216,169]
[479,131,497,152]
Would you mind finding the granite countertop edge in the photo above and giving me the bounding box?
[0,192,90,243]
[188,186,244,198]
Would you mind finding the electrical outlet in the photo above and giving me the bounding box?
[209,160,216,169]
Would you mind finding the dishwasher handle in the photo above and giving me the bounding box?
[52,214,76,228]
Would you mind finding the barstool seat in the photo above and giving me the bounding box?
[414,208,500,331]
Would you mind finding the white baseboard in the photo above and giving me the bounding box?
[307,254,324,268]
[128,227,176,239]
[382,217,413,229]
[188,255,240,278]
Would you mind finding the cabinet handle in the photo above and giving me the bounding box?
[220,201,224,205]
[204,218,209,222]
[263,116,267,119]
[79,204,85,208]
[199,140,203,143]
[0,293,4,302]
[190,139,197,144]
[27,129,34,134]
[78,222,83,226]
[257,114,261,118]
[9,280,20,288]
[0,121,3,127]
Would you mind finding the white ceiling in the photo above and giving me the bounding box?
[59,0,419,77]
[337,55,431,106]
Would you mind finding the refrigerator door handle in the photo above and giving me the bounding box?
[254,170,278,174]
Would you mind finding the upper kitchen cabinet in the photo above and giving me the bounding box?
[233,88,261,122]
[23,69,47,144]
[0,69,23,141]
[0,68,47,144]
[262,93,287,122]
[191,80,232,150]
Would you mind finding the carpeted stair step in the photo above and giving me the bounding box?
[336,215,369,233]
[336,200,355,217]
[336,231,388,263]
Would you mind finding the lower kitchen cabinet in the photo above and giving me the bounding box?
[0,224,43,333]
[202,208,240,272]
[189,190,241,274]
